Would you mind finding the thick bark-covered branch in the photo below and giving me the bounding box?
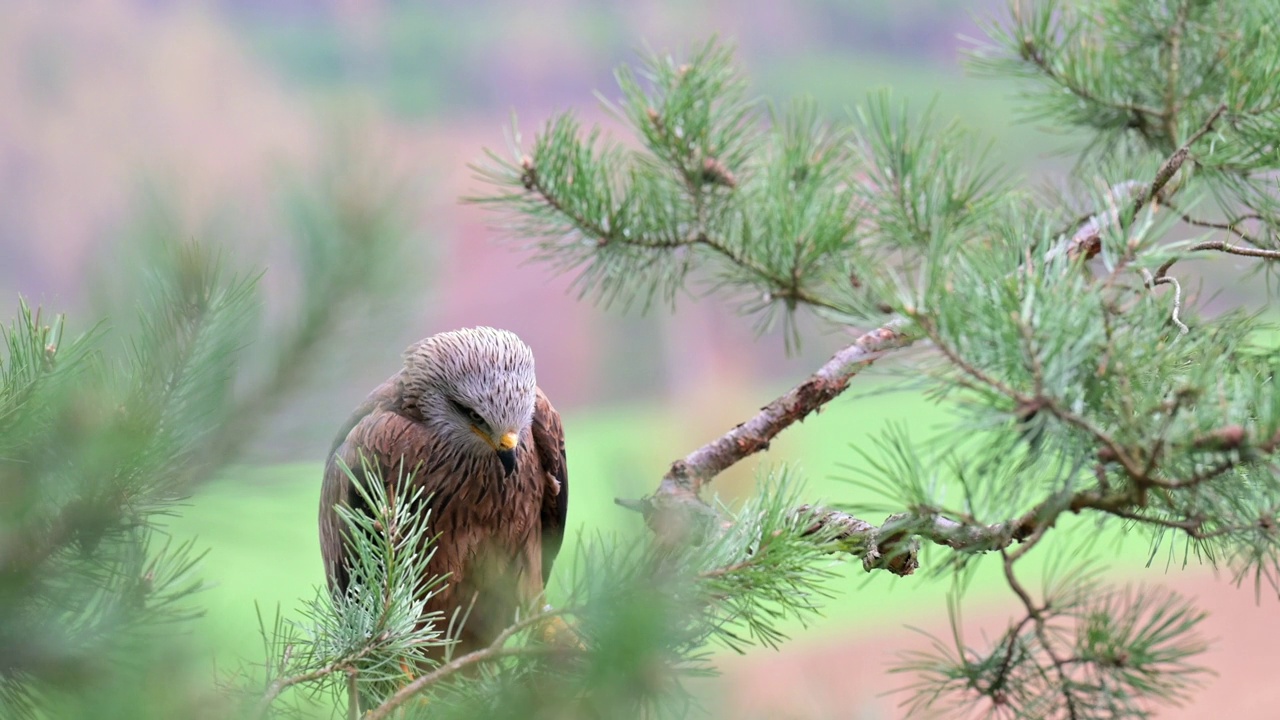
[797,503,1042,577]
[798,486,1143,577]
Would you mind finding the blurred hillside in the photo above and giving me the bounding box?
[223,0,1002,120]
[5,0,1248,463]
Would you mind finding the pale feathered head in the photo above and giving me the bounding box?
[401,327,537,475]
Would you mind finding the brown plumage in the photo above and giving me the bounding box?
[318,327,567,658]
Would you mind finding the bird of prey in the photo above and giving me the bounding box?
[318,327,568,658]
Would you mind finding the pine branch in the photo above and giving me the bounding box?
[513,143,849,316]
[620,287,1271,577]
[616,319,914,544]
[245,455,455,718]
[1057,103,1228,263]
[1016,34,1166,128]
[666,319,913,494]
[1000,549,1083,720]
[795,417,1280,578]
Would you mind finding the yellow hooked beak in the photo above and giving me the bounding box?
[472,426,520,476]
[496,431,518,477]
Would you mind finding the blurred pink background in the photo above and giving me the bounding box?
[0,0,1010,445]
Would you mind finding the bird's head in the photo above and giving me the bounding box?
[402,327,537,477]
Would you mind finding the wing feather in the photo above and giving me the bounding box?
[531,388,568,587]
[319,378,430,597]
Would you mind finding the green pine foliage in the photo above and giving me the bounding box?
[463,1,1280,717]
[245,457,450,719]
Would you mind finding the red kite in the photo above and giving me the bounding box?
[319,327,567,658]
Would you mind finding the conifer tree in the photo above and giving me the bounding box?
[457,1,1280,716]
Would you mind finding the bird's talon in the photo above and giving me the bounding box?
[537,615,586,651]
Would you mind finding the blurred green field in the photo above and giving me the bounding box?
[166,375,1174,683]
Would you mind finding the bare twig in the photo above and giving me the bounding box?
[664,319,913,495]
[1166,199,1268,249]
[345,671,358,720]
[1002,550,1081,720]
[990,613,1036,699]
[254,645,377,720]
[1158,275,1189,335]
[911,315,1028,404]
[1141,268,1190,335]
[1160,0,1191,146]
[1186,239,1280,261]
[1147,231,1280,295]
[1053,104,1228,264]
[363,609,577,720]
[1133,103,1227,218]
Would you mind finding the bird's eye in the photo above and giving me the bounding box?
[451,399,488,429]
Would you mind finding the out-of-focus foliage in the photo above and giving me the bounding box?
[0,143,413,719]
[248,467,845,719]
